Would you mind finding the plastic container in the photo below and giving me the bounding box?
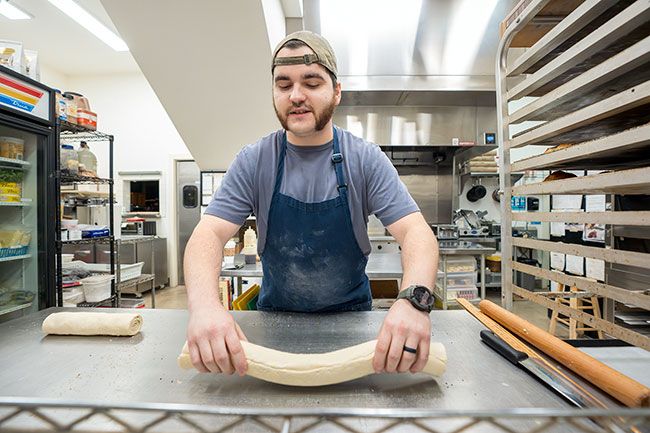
[62,288,85,306]
[0,136,24,160]
[120,297,145,308]
[80,275,113,302]
[77,144,97,176]
[84,262,144,281]
[436,284,479,301]
[437,271,477,288]
[61,253,74,264]
[442,256,476,273]
[486,254,502,273]
[61,219,78,230]
[60,144,79,175]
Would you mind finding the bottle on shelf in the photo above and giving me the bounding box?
[60,144,79,176]
[242,227,257,264]
[77,141,97,177]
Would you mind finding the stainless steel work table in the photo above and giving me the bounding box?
[0,308,646,432]
[222,242,495,307]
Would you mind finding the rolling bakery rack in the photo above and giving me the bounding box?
[497,0,650,349]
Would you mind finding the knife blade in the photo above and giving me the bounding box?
[480,329,602,409]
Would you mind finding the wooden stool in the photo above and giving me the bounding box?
[548,283,604,339]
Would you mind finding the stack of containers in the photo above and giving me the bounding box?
[437,256,479,304]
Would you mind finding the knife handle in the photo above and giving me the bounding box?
[480,330,528,365]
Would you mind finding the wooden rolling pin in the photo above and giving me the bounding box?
[479,300,650,408]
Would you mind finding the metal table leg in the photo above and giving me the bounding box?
[442,256,448,310]
[480,254,486,300]
[151,280,156,309]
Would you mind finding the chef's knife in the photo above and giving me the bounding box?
[480,329,602,409]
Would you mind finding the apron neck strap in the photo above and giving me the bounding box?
[330,127,347,193]
[274,127,346,195]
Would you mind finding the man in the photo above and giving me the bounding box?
[185,31,439,378]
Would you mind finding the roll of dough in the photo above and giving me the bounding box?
[178,339,446,386]
[42,312,143,336]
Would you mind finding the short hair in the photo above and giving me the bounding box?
[278,39,337,89]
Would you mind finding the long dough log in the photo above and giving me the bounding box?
[178,340,446,386]
[42,312,143,336]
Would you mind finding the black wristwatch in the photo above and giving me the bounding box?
[396,285,434,313]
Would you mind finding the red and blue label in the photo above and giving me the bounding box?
[0,74,44,112]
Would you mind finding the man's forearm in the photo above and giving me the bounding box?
[399,224,439,291]
[184,225,225,313]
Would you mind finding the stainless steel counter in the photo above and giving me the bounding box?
[222,253,403,279]
[223,242,495,306]
[0,308,567,411]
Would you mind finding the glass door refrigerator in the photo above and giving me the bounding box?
[0,65,56,322]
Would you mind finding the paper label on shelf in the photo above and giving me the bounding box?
[553,195,582,210]
[586,258,605,281]
[550,280,560,292]
[550,252,565,271]
[566,254,584,276]
[550,222,565,236]
[585,195,606,212]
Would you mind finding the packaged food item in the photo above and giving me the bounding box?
[60,144,78,175]
[0,229,31,257]
[0,40,25,73]
[24,49,40,81]
[0,137,24,160]
[77,109,97,130]
[54,90,67,122]
[63,94,77,124]
[0,168,23,202]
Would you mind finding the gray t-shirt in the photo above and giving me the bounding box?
[205,126,419,255]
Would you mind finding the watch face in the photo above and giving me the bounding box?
[413,286,433,308]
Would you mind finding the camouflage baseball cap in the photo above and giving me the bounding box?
[272,31,338,78]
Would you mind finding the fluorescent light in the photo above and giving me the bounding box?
[48,0,128,52]
[0,0,32,20]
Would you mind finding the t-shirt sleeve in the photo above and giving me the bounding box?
[364,145,419,226]
[204,145,256,225]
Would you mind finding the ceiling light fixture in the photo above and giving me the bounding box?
[47,0,128,51]
[0,0,32,20]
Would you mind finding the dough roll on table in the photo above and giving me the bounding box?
[42,312,143,336]
[178,339,447,386]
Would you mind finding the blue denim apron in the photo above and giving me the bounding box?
[257,128,372,312]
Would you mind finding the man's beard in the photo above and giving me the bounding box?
[274,96,336,134]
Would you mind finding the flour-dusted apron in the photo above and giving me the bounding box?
[257,128,371,312]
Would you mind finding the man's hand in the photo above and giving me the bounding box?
[186,305,248,375]
[373,299,431,374]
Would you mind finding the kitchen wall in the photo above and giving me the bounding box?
[39,68,192,287]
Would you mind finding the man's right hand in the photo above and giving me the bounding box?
[186,305,248,375]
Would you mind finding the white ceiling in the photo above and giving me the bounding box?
[0,0,139,76]
[100,0,280,171]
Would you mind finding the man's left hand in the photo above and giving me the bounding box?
[373,299,431,374]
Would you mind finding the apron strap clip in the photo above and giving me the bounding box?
[337,183,348,191]
[331,153,343,164]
